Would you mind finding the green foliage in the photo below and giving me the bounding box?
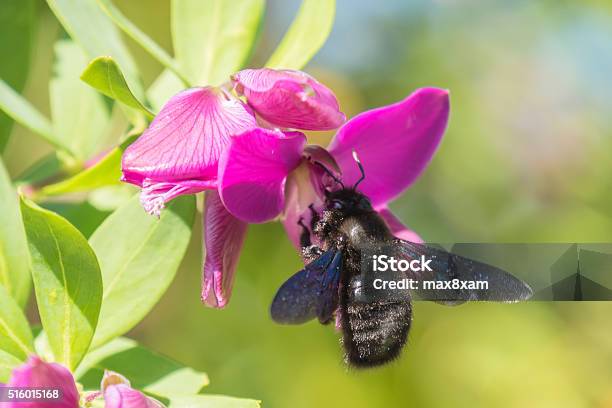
[0,79,60,151]
[147,69,185,111]
[15,154,64,186]
[0,159,30,307]
[50,40,110,160]
[41,135,137,197]
[46,0,143,98]
[95,0,189,85]
[168,396,261,408]
[266,0,336,69]
[81,56,154,119]
[78,337,209,395]
[89,195,195,349]
[20,198,102,370]
[0,349,22,383]
[171,0,265,86]
[0,285,34,377]
[0,0,36,152]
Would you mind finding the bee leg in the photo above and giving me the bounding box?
[298,217,323,262]
[316,209,339,239]
[303,246,324,263]
[308,204,320,232]
[298,217,312,248]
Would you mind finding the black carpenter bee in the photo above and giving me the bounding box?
[270,154,533,368]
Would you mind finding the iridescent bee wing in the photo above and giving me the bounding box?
[271,249,342,324]
[393,240,533,304]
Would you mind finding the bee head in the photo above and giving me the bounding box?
[324,188,373,213]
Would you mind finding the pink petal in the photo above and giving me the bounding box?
[202,190,248,308]
[139,179,216,217]
[281,145,342,250]
[281,162,322,250]
[104,384,164,408]
[303,145,341,174]
[303,144,343,197]
[100,370,130,391]
[219,128,307,223]
[232,68,345,131]
[377,207,423,243]
[283,146,344,250]
[3,356,79,408]
[328,88,450,207]
[122,87,257,187]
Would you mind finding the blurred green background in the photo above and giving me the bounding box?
[3,0,612,407]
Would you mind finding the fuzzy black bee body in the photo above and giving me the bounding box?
[271,186,532,368]
[342,280,412,367]
[318,189,412,367]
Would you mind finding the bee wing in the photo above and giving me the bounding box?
[393,240,533,304]
[270,249,342,324]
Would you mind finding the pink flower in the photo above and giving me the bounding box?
[98,371,164,408]
[120,69,448,310]
[0,356,79,408]
[218,87,450,249]
[121,68,345,309]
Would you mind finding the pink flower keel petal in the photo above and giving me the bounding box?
[281,162,323,250]
[202,190,248,308]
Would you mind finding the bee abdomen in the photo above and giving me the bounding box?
[342,300,412,367]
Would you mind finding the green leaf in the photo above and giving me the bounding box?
[77,337,209,396]
[0,284,34,365]
[0,0,36,152]
[50,40,110,160]
[168,395,261,408]
[20,197,103,370]
[74,336,133,380]
[40,135,137,197]
[0,79,64,151]
[33,331,54,363]
[171,0,265,86]
[41,201,112,240]
[15,153,64,186]
[46,0,144,98]
[94,0,190,86]
[147,69,184,111]
[0,349,23,383]
[81,57,154,119]
[88,185,136,212]
[266,0,335,70]
[89,194,195,348]
[0,159,31,307]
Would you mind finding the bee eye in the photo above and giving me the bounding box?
[332,200,344,209]
[359,198,372,210]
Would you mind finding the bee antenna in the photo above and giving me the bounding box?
[313,161,344,189]
[352,150,366,189]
